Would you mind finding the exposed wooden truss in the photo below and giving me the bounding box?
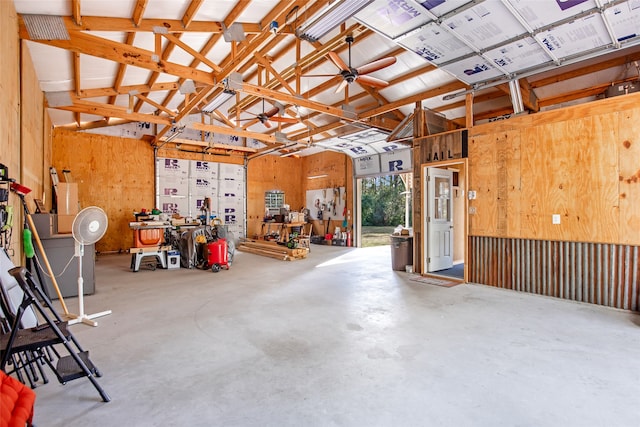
[17,0,640,154]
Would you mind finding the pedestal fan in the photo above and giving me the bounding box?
[68,206,111,327]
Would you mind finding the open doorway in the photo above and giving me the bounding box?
[422,161,466,280]
[354,172,413,248]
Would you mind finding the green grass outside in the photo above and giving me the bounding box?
[361,226,396,247]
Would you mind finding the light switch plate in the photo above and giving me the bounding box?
[552,214,561,224]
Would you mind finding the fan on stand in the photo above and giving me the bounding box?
[237,100,298,128]
[68,206,111,327]
[303,35,397,93]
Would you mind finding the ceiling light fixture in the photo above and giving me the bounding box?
[202,89,236,113]
[296,0,374,42]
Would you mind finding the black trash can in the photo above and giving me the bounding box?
[390,235,413,271]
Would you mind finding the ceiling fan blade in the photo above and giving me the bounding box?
[263,119,272,129]
[335,79,349,93]
[357,75,389,89]
[264,106,281,118]
[356,56,397,75]
[270,116,299,124]
[328,52,349,71]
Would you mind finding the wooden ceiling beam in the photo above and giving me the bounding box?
[530,50,640,88]
[182,0,204,28]
[495,78,538,113]
[19,26,215,85]
[133,93,176,116]
[157,0,254,120]
[209,110,236,128]
[132,0,148,25]
[108,1,147,106]
[158,138,258,153]
[519,78,539,112]
[135,0,206,117]
[72,52,81,96]
[191,122,279,145]
[56,15,263,34]
[538,84,612,107]
[215,0,303,84]
[72,50,82,126]
[58,118,134,131]
[433,89,504,113]
[253,52,296,95]
[241,83,351,121]
[161,32,222,72]
[109,33,136,105]
[80,82,180,98]
[54,99,172,125]
[288,121,344,141]
[231,24,367,114]
[71,0,81,26]
[359,80,467,120]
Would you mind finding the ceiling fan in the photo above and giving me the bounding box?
[305,35,397,93]
[238,100,299,128]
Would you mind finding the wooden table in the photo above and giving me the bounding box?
[261,222,307,243]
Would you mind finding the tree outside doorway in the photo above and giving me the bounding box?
[361,173,412,247]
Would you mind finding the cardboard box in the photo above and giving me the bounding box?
[57,214,75,234]
[288,212,305,223]
[56,183,78,215]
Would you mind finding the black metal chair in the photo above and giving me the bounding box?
[0,250,49,388]
[0,266,110,402]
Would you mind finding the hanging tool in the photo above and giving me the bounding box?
[342,206,348,229]
[325,216,332,241]
[10,181,70,316]
[1,206,13,249]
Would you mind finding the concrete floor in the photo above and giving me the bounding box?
[27,244,640,427]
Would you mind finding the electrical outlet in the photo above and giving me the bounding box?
[468,190,476,200]
[469,207,476,214]
[552,214,561,225]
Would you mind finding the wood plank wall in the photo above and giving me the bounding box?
[247,155,304,238]
[20,41,46,210]
[0,2,48,263]
[0,2,22,261]
[302,151,353,238]
[467,93,640,310]
[52,129,157,253]
[51,131,353,251]
[468,93,640,245]
[51,132,318,252]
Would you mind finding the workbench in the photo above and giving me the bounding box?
[129,221,172,272]
[260,222,307,243]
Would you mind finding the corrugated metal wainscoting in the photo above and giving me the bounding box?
[469,237,640,311]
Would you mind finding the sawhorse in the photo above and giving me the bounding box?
[130,246,170,272]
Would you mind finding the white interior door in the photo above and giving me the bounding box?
[425,167,454,272]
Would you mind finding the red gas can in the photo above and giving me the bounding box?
[206,238,229,272]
